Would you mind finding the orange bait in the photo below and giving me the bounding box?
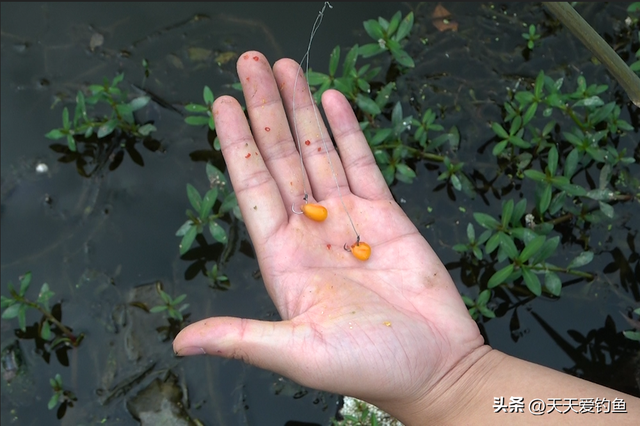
[345,241,371,261]
[300,203,328,222]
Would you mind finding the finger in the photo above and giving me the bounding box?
[322,89,393,201]
[173,317,314,386]
[236,51,313,211]
[213,95,286,251]
[273,58,351,201]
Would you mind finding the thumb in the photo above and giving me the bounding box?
[173,316,306,378]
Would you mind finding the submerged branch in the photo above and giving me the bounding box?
[543,2,640,107]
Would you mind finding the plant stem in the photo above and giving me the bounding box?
[531,264,594,280]
[376,144,445,162]
[543,2,640,107]
[17,297,81,345]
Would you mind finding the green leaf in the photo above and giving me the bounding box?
[19,272,32,296]
[150,305,168,313]
[461,295,474,307]
[544,271,562,296]
[387,11,402,36]
[137,123,156,136]
[478,306,496,319]
[66,135,77,152]
[599,201,614,219]
[185,103,209,113]
[172,294,187,305]
[203,86,214,105]
[363,19,384,40]
[623,330,640,341]
[515,91,535,105]
[97,119,118,138]
[329,45,340,76]
[539,183,552,214]
[474,212,500,230]
[567,251,594,269]
[491,122,509,139]
[209,221,228,244]
[477,289,491,305]
[206,163,226,187]
[522,267,541,296]
[200,188,218,219]
[342,44,359,77]
[129,96,150,111]
[466,223,476,242]
[390,47,414,68]
[488,263,514,288]
[547,146,558,175]
[563,148,580,178]
[534,70,545,98]
[62,107,70,129]
[452,243,469,253]
[111,73,125,87]
[179,225,198,255]
[512,199,527,226]
[499,232,518,260]
[220,192,238,214]
[186,183,202,212]
[395,163,416,179]
[356,94,381,115]
[501,199,514,228]
[37,283,54,310]
[492,140,508,156]
[1,296,15,310]
[185,115,211,126]
[48,392,60,410]
[175,220,193,237]
[158,289,172,304]
[522,103,538,125]
[2,303,21,319]
[41,320,51,340]
[306,71,330,86]
[573,96,604,107]
[359,43,386,58]
[531,236,559,265]
[519,235,546,262]
[18,305,27,331]
[45,129,65,140]
[395,12,414,40]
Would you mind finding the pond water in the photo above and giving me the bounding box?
[1,2,639,425]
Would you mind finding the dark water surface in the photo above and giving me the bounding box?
[2,2,639,425]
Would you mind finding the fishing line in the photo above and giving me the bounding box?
[292,1,361,245]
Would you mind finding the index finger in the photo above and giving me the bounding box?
[212,95,287,251]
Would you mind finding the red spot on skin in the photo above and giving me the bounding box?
[304,140,311,146]
[246,77,250,81]
[243,54,249,60]
[327,244,331,250]
[253,56,259,61]
[245,153,251,158]
[317,147,321,152]
[265,127,271,132]
[255,152,259,156]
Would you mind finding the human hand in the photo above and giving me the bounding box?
[173,51,486,421]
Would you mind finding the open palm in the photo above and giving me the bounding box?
[173,51,484,408]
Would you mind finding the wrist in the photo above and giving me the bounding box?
[381,346,640,425]
[375,344,493,425]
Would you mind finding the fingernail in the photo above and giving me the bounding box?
[176,346,206,356]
